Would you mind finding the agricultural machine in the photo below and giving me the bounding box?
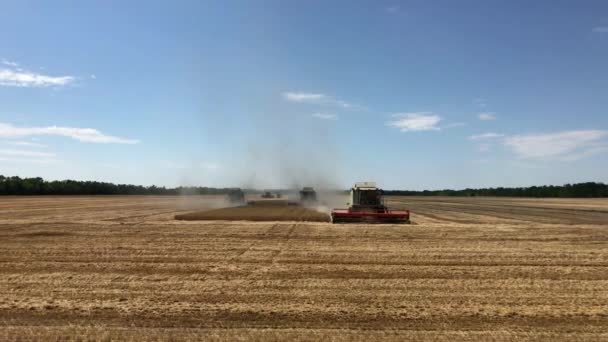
[331,182,410,223]
[261,191,275,198]
[226,188,245,205]
[299,187,317,204]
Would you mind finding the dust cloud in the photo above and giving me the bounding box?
[177,98,348,209]
[231,106,348,209]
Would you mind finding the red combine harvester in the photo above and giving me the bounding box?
[331,182,410,224]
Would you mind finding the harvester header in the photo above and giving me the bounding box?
[331,182,410,224]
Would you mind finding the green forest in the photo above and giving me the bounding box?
[384,182,608,198]
[0,175,232,196]
[1,175,607,197]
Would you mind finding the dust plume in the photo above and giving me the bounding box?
[175,94,347,209]
[232,105,345,195]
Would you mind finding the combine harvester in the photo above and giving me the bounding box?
[331,182,410,224]
[226,188,245,205]
[299,187,317,204]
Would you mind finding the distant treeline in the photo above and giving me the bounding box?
[384,182,608,198]
[1,175,607,197]
[0,175,234,196]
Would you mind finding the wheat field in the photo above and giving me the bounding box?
[1,195,607,341]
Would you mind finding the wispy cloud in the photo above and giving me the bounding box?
[0,147,59,164]
[503,130,608,161]
[162,160,220,171]
[443,122,467,129]
[1,59,19,68]
[0,157,58,164]
[312,113,337,120]
[0,148,55,158]
[6,141,47,148]
[592,27,608,33]
[162,160,187,169]
[469,132,505,140]
[470,133,504,153]
[473,98,487,107]
[0,122,139,144]
[282,91,361,109]
[385,5,400,13]
[0,59,74,87]
[100,162,121,169]
[478,112,496,121]
[478,144,490,152]
[283,92,326,102]
[387,112,441,132]
[200,162,220,170]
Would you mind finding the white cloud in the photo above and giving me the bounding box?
[312,113,337,120]
[162,161,220,171]
[0,60,75,87]
[0,148,55,158]
[1,59,19,67]
[559,146,608,161]
[0,122,139,144]
[387,112,441,132]
[90,74,96,79]
[473,98,487,107]
[472,158,490,163]
[503,130,608,161]
[200,162,220,170]
[478,112,496,120]
[100,163,121,169]
[283,92,327,103]
[0,157,57,164]
[478,144,490,152]
[385,5,400,13]
[6,141,47,148]
[469,132,505,140]
[443,122,467,129]
[334,100,356,109]
[592,27,608,33]
[161,160,187,169]
[282,91,359,109]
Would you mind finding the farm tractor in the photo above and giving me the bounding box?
[331,182,410,223]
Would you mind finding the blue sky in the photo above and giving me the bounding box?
[1,0,607,190]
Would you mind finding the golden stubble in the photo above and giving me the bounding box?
[0,195,607,340]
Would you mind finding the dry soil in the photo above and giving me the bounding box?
[0,195,607,341]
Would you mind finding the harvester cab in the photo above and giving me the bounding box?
[349,182,383,210]
[299,187,317,204]
[331,182,410,223]
[261,191,275,199]
[226,188,245,205]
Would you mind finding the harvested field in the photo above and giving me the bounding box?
[387,196,608,225]
[1,195,608,340]
[175,205,330,222]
